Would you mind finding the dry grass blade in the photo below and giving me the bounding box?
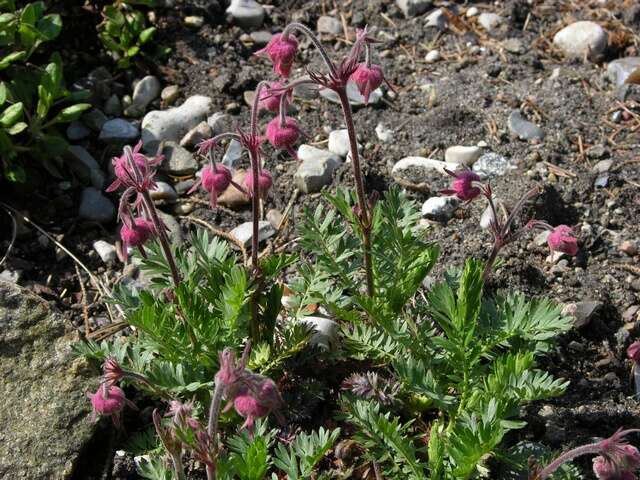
[0,205,17,268]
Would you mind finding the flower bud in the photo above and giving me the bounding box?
[628,341,640,364]
[441,170,482,201]
[255,33,298,78]
[350,63,384,105]
[244,169,273,199]
[547,225,578,256]
[266,116,300,157]
[201,163,232,207]
[258,81,291,112]
[120,217,155,261]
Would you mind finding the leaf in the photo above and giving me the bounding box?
[36,13,61,41]
[0,82,6,105]
[6,121,26,134]
[0,50,26,70]
[139,26,156,44]
[0,101,22,126]
[51,102,91,124]
[273,427,340,480]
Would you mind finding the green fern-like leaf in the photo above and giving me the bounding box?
[273,427,340,479]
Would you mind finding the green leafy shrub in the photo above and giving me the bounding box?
[0,1,90,181]
[98,0,157,69]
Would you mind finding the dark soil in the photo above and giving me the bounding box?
[2,0,640,477]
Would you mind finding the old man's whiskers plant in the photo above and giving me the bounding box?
[74,20,639,480]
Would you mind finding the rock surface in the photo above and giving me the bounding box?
[99,119,139,144]
[472,152,515,178]
[396,0,432,18]
[67,146,105,189]
[142,95,213,152]
[422,196,458,221]
[125,75,161,117]
[231,221,275,247]
[161,142,198,176]
[0,281,99,479]
[508,110,545,141]
[79,187,115,223]
[317,16,342,34]
[478,13,503,34]
[444,145,481,166]
[295,146,342,194]
[226,0,265,29]
[607,57,640,87]
[392,156,460,180]
[553,21,607,60]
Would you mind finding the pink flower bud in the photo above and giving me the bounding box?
[233,394,269,431]
[628,341,640,364]
[441,170,482,201]
[547,225,578,256]
[350,63,384,105]
[201,163,232,207]
[258,81,291,112]
[593,455,637,480]
[106,141,162,193]
[255,33,298,78]
[120,217,155,261]
[88,385,127,416]
[266,116,300,157]
[244,169,273,199]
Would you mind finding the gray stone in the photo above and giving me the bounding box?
[392,157,459,180]
[466,6,479,17]
[396,0,432,18]
[444,145,482,167]
[79,187,115,223]
[222,139,243,168]
[180,121,212,148]
[564,300,603,328]
[66,121,90,141]
[0,269,20,283]
[156,210,182,245]
[142,95,214,152]
[553,21,607,60]
[593,159,613,173]
[421,196,458,221]
[125,76,161,117]
[425,49,441,63]
[161,142,198,176]
[293,76,319,99]
[226,0,265,29]
[161,85,180,106]
[594,173,609,188]
[294,145,342,193]
[478,13,504,34]
[502,38,524,54]
[0,281,99,479]
[98,119,139,144]
[328,129,360,158]
[93,240,117,263]
[375,123,393,143]
[607,57,640,87]
[68,146,105,189]
[82,108,108,132]
[319,81,382,106]
[317,16,342,34]
[104,94,122,116]
[508,110,545,141]
[174,179,196,195]
[231,221,275,247]
[184,15,204,28]
[207,111,234,135]
[266,209,283,228]
[150,181,178,202]
[425,8,447,29]
[250,30,272,46]
[472,152,515,178]
[302,316,338,350]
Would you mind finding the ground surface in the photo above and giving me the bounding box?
[2,0,640,478]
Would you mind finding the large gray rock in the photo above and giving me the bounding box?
[161,142,198,176]
[79,187,115,223]
[98,119,139,144]
[226,0,265,29]
[142,95,214,152]
[553,21,607,61]
[125,75,161,117]
[607,57,640,87]
[0,281,98,478]
[294,145,342,194]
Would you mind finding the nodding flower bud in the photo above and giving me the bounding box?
[86,384,135,427]
[628,341,640,364]
[266,116,300,157]
[201,163,232,207]
[441,170,482,202]
[255,33,299,78]
[244,169,273,199]
[106,141,162,193]
[120,217,155,261]
[547,225,578,256]
[593,444,640,480]
[350,63,384,105]
[258,81,291,112]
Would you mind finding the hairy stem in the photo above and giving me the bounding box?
[206,381,225,480]
[171,452,186,480]
[282,22,338,78]
[141,191,180,287]
[536,443,602,479]
[337,87,374,297]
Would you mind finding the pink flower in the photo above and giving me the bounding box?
[350,63,384,105]
[233,394,269,431]
[441,170,482,201]
[258,81,291,112]
[244,169,272,199]
[547,225,578,256]
[255,33,298,78]
[103,356,124,387]
[119,217,155,261]
[593,445,640,480]
[265,116,300,157]
[86,385,135,427]
[106,141,163,193]
[629,341,640,364]
[188,163,232,208]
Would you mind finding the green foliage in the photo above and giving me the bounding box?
[273,427,341,480]
[0,2,90,182]
[297,188,572,479]
[99,1,159,69]
[136,455,173,480]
